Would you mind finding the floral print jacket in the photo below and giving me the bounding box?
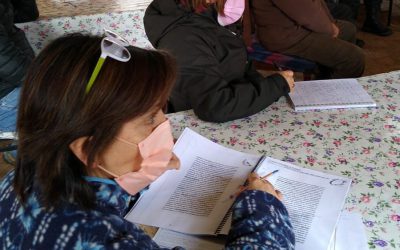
[0,171,295,249]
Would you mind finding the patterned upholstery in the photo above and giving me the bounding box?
[242,0,317,76]
[247,35,317,73]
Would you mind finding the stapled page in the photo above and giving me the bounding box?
[125,128,260,235]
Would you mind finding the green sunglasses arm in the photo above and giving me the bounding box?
[85,57,106,94]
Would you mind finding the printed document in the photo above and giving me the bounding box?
[255,157,352,250]
[153,212,366,250]
[125,128,352,250]
[125,128,260,235]
[328,212,368,250]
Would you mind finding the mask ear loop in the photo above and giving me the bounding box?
[96,164,120,178]
[95,137,138,178]
[116,137,138,147]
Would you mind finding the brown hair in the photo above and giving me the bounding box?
[186,0,226,15]
[14,33,176,209]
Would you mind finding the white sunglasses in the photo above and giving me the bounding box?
[85,29,131,94]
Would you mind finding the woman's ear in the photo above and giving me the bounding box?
[69,137,90,165]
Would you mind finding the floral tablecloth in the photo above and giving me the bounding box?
[18,9,400,249]
[16,10,152,54]
[168,73,400,249]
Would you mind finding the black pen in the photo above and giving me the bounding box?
[229,155,267,199]
[252,155,267,172]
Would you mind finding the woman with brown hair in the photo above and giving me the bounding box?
[144,0,295,123]
[0,32,294,249]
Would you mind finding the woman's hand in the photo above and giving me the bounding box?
[247,173,283,201]
[278,70,295,92]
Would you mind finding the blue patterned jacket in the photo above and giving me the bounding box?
[0,171,295,249]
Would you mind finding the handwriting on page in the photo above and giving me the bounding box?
[294,80,372,106]
[289,79,376,111]
[163,157,238,217]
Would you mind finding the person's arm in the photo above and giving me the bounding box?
[67,218,181,250]
[0,25,34,86]
[158,30,289,122]
[321,0,335,22]
[321,1,340,37]
[270,0,334,35]
[226,189,295,249]
[11,0,39,23]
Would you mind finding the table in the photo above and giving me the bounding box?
[36,0,152,18]
[167,71,400,249]
[19,9,399,249]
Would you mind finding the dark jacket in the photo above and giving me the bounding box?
[0,0,38,98]
[144,0,289,122]
[252,0,335,51]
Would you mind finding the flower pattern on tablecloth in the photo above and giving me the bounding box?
[16,10,152,55]
[16,9,400,249]
[168,73,400,249]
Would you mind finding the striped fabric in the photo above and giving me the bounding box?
[247,35,317,73]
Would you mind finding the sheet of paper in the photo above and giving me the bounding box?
[125,128,260,235]
[153,229,225,250]
[255,157,352,250]
[289,79,376,111]
[328,212,368,250]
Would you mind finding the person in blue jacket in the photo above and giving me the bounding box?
[0,33,295,249]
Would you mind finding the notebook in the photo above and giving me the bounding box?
[288,79,376,111]
[125,128,352,250]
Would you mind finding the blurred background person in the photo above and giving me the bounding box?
[144,0,295,123]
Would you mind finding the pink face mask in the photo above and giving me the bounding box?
[97,119,177,195]
[217,0,245,26]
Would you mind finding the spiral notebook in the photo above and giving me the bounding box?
[288,79,376,111]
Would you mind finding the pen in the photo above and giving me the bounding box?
[229,169,278,199]
[261,170,279,181]
[229,156,268,199]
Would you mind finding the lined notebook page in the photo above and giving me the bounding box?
[289,79,376,111]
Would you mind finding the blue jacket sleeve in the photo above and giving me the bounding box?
[225,190,295,250]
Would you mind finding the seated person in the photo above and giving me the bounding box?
[0,0,38,138]
[324,0,365,47]
[144,0,295,123]
[0,33,295,249]
[325,0,356,21]
[252,0,365,79]
[328,0,392,36]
